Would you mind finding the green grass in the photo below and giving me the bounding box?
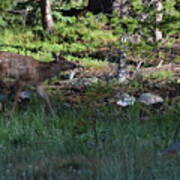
[0,13,117,64]
[0,11,179,179]
[174,56,180,63]
[0,95,179,179]
[145,71,174,82]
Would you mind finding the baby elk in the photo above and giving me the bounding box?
[0,51,80,115]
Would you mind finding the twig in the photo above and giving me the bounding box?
[131,60,144,79]
[157,60,164,68]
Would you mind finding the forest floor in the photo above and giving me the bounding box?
[0,42,179,179]
[0,10,179,177]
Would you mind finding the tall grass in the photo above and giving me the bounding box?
[0,98,179,179]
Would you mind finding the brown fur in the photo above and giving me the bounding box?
[0,51,79,115]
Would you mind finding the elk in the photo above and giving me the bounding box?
[0,51,80,115]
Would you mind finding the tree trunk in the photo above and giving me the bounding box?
[113,0,130,17]
[155,0,163,41]
[87,0,115,14]
[40,0,53,32]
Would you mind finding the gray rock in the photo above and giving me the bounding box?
[19,91,31,100]
[138,93,163,105]
[74,77,99,86]
[116,93,136,107]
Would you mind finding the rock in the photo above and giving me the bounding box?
[138,93,163,105]
[73,77,99,87]
[19,91,31,101]
[116,93,136,107]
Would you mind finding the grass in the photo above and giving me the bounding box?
[145,71,174,82]
[0,93,179,179]
[66,56,108,69]
[0,13,117,63]
[0,11,179,179]
[174,56,180,63]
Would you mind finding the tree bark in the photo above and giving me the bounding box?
[155,0,163,41]
[113,0,130,17]
[154,0,163,41]
[40,0,53,32]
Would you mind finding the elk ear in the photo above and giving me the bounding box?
[51,52,59,61]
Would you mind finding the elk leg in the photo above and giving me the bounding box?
[12,83,22,113]
[36,84,55,115]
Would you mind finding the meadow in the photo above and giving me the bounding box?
[0,1,179,178]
